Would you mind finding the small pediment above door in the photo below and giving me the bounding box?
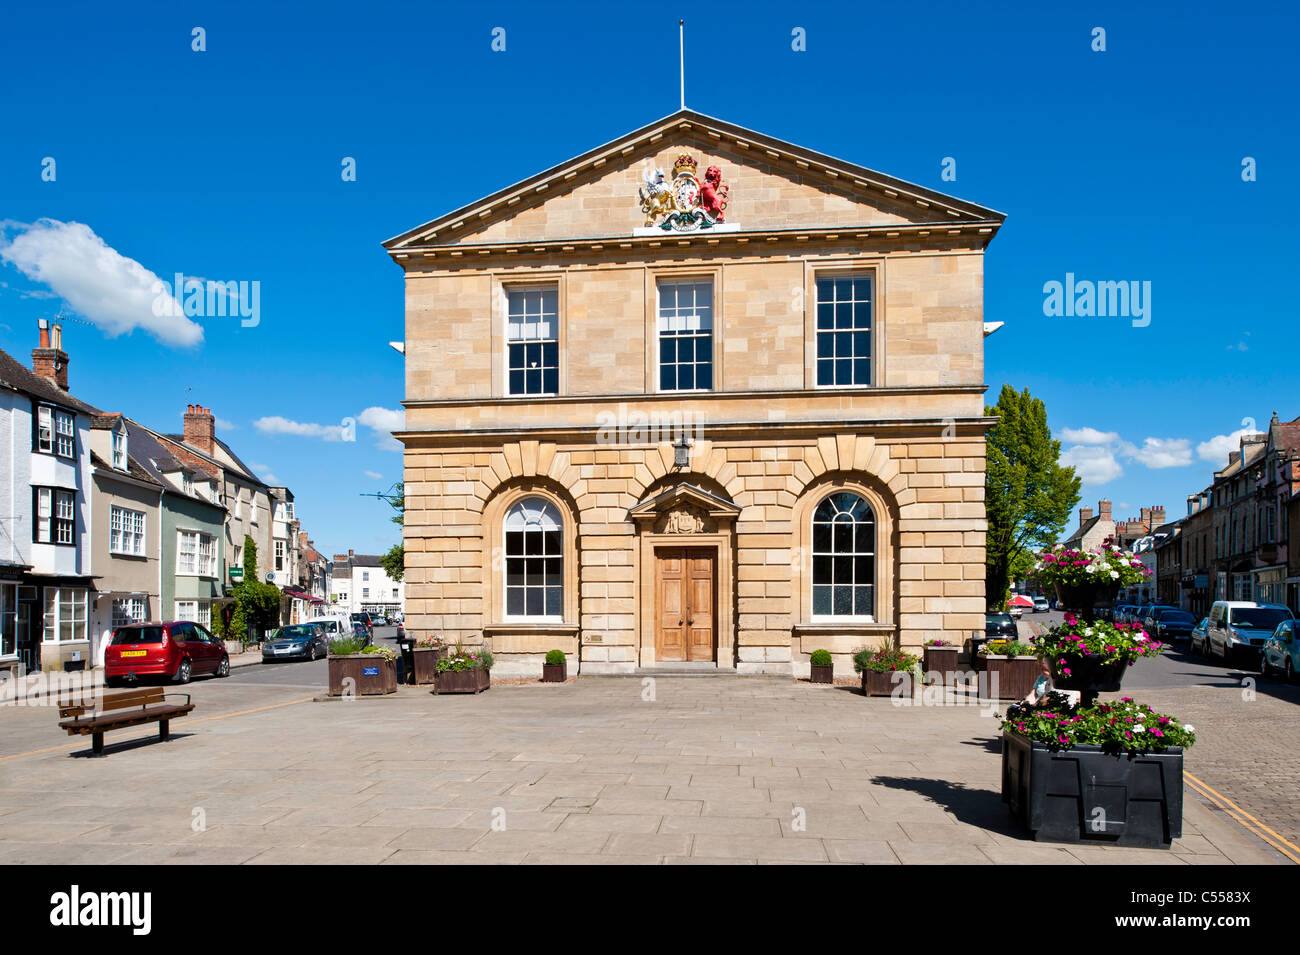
[629,483,741,532]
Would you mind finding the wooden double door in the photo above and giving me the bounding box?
[655,548,715,662]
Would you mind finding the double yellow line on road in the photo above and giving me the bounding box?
[1185,770,1300,864]
[0,696,314,763]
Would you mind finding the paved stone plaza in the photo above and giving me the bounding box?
[0,676,1285,864]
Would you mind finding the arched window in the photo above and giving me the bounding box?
[812,492,875,618]
[504,497,563,618]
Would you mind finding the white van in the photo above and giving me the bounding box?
[306,615,354,645]
[1200,601,1294,664]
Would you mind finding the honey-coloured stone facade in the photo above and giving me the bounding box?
[387,110,1003,676]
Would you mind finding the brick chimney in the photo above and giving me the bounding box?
[1079,506,1093,527]
[1139,507,1152,527]
[31,319,69,391]
[1151,506,1166,526]
[1098,499,1112,520]
[183,404,215,455]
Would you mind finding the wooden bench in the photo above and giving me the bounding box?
[57,687,194,756]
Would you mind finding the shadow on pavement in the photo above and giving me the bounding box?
[68,732,196,759]
[869,773,1025,837]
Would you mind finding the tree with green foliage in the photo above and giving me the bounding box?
[219,534,280,646]
[371,483,405,583]
[985,385,1081,610]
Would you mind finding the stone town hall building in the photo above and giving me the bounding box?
[385,110,1002,676]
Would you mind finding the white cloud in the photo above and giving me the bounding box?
[1061,445,1124,485]
[0,219,203,347]
[358,406,404,452]
[1130,437,1192,469]
[249,462,279,485]
[253,416,348,441]
[1197,428,1253,464]
[364,470,383,480]
[1060,426,1119,445]
[215,418,238,431]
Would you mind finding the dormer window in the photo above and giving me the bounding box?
[111,429,127,470]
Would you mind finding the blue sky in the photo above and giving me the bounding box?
[1,0,1295,554]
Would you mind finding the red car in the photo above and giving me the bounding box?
[104,621,230,687]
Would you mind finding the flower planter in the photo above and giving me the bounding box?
[923,646,961,684]
[1053,581,1116,622]
[860,669,906,697]
[410,646,448,686]
[810,663,834,684]
[980,654,1039,700]
[434,667,490,695]
[1050,655,1130,694]
[1001,731,1183,848]
[542,662,567,683]
[328,654,397,696]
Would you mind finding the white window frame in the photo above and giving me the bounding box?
[656,279,715,393]
[37,406,53,453]
[42,587,88,643]
[111,429,127,470]
[503,497,564,622]
[109,505,147,556]
[177,530,217,577]
[505,286,560,397]
[55,409,75,458]
[814,273,874,389]
[112,597,146,629]
[275,540,285,571]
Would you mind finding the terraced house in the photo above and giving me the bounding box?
[386,110,1002,675]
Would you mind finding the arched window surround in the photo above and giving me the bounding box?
[791,478,896,628]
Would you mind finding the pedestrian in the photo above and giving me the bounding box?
[1022,658,1053,706]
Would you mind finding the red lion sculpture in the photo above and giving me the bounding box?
[700,165,729,222]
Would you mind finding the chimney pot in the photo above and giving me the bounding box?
[31,320,69,390]
[183,404,216,455]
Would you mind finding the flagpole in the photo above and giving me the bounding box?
[679,19,685,110]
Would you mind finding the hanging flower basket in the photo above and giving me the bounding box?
[1034,616,1163,696]
[1032,542,1150,622]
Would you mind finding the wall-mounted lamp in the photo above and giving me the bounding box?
[673,432,692,469]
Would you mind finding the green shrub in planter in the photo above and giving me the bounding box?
[809,649,833,667]
[328,635,366,656]
[545,649,567,666]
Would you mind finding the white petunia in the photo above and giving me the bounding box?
[1110,570,1119,579]
[1134,633,1147,642]
[1184,724,1195,732]
[1133,724,1145,733]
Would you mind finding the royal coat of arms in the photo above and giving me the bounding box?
[637,154,730,232]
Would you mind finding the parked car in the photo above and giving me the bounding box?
[1111,604,1135,625]
[350,612,373,637]
[1204,601,1295,665]
[968,612,1018,659]
[305,615,353,642]
[104,621,230,686]
[1190,617,1211,654]
[367,612,388,629]
[1262,620,1300,681]
[261,623,329,662]
[1032,596,1049,613]
[1143,607,1197,643]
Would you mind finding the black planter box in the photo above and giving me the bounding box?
[1051,655,1130,693]
[1001,731,1183,848]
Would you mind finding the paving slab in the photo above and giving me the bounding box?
[0,675,1286,865]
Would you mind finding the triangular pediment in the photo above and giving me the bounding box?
[629,483,741,523]
[384,110,1003,253]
